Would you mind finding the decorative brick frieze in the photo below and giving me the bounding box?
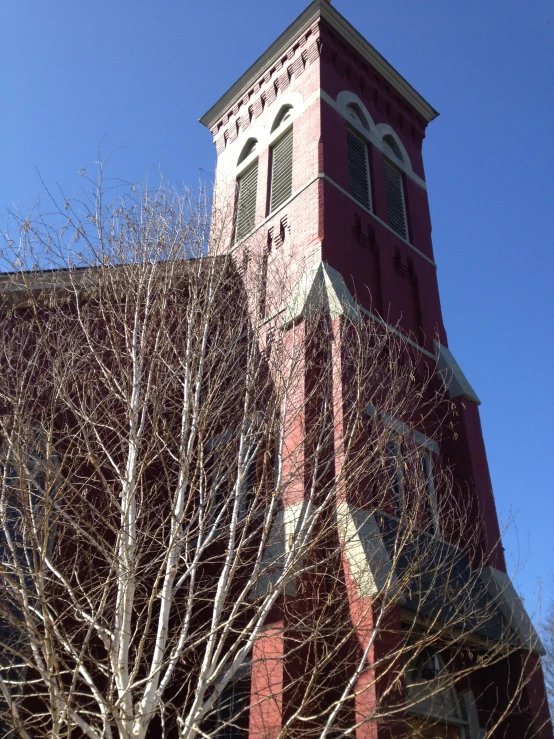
[406,256,416,284]
[228,123,238,144]
[352,214,376,251]
[210,25,322,149]
[239,112,251,132]
[291,55,305,79]
[393,247,408,278]
[307,39,321,64]
[320,22,426,135]
[252,97,264,120]
[265,84,277,107]
[280,215,289,245]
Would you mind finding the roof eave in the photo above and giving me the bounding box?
[199,0,438,132]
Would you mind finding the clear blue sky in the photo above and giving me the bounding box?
[3,1,554,618]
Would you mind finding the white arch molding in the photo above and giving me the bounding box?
[375,122,412,170]
[336,90,376,130]
[237,137,258,166]
[234,90,304,176]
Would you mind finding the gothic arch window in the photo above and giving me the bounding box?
[237,138,258,166]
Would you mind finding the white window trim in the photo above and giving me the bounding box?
[322,89,426,190]
[376,123,411,168]
[232,91,304,178]
[237,137,258,166]
[228,89,425,189]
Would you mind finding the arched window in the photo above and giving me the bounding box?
[382,133,403,162]
[382,137,408,239]
[235,160,258,242]
[269,107,294,214]
[271,105,293,133]
[347,129,371,211]
[237,138,258,165]
[346,103,369,130]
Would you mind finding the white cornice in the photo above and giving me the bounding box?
[199,0,438,131]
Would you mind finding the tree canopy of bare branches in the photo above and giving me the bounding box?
[0,178,549,739]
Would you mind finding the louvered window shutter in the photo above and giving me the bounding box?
[347,130,371,211]
[235,162,258,242]
[270,128,293,213]
[383,158,408,240]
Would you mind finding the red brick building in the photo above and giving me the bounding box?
[200,1,552,737]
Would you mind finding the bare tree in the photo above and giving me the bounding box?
[0,175,548,738]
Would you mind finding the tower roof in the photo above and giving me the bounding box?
[199,0,438,131]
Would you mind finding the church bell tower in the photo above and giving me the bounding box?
[200,2,551,736]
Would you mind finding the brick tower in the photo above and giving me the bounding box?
[200,2,551,737]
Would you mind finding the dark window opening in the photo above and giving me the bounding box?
[270,128,293,214]
[383,158,408,240]
[216,675,251,739]
[235,162,258,242]
[347,130,371,211]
